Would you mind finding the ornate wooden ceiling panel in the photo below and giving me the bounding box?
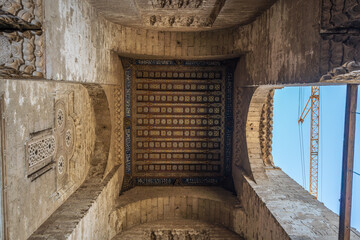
[121,59,234,189]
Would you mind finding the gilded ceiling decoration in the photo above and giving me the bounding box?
[121,59,234,190]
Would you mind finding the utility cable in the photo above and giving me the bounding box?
[320,86,323,201]
[298,87,306,188]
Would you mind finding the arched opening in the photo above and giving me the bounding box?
[272,84,360,232]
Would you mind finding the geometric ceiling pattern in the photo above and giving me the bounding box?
[121,59,235,189]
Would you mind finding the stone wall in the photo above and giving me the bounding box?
[108,187,240,239]
[43,0,237,85]
[320,0,360,74]
[41,0,360,87]
[246,169,360,239]
[234,171,289,240]
[102,84,124,179]
[0,79,95,239]
[113,219,242,240]
[233,0,322,85]
[28,83,119,240]
[63,167,121,240]
[232,85,276,184]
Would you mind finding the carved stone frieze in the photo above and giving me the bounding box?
[0,9,40,30]
[142,0,224,28]
[147,15,212,27]
[0,0,43,26]
[0,30,44,77]
[145,229,210,240]
[320,61,360,83]
[321,34,360,73]
[151,0,203,9]
[114,87,124,162]
[0,0,44,78]
[259,90,274,166]
[0,65,32,78]
[322,0,360,29]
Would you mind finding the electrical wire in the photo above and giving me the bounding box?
[320,86,323,201]
[298,87,306,189]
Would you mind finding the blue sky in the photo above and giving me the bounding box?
[272,85,360,231]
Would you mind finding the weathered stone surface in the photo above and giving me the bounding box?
[2,0,360,240]
[1,80,95,240]
[113,219,243,240]
[244,169,360,239]
[86,0,276,31]
[322,0,360,30]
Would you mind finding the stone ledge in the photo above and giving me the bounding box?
[28,165,120,240]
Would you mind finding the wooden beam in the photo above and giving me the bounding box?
[339,84,358,240]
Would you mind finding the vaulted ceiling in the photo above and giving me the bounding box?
[87,0,277,31]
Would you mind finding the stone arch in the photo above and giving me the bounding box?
[236,60,360,185]
[29,83,114,239]
[231,83,360,239]
[108,187,242,239]
[232,85,277,185]
[245,86,277,181]
[82,84,112,178]
[112,219,242,240]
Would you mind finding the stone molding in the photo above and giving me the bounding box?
[245,86,277,181]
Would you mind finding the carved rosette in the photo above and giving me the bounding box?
[55,100,66,133]
[54,93,77,190]
[55,150,68,186]
[24,91,78,185]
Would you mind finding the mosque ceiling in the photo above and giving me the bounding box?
[121,58,235,190]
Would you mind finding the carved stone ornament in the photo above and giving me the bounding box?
[0,30,44,78]
[0,0,43,26]
[259,90,274,166]
[54,92,77,190]
[55,100,67,133]
[0,9,41,30]
[146,15,212,27]
[151,0,203,9]
[0,0,44,78]
[145,229,210,240]
[320,61,360,83]
[25,129,56,176]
